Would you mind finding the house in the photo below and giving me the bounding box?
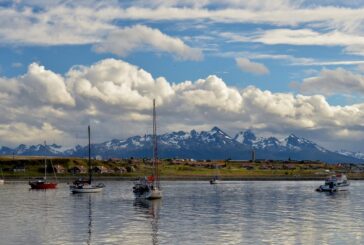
[68,166,87,174]
[259,164,271,170]
[113,167,127,174]
[13,165,26,172]
[283,164,296,170]
[241,163,254,170]
[92,166,109,174]
[53,164,66,174]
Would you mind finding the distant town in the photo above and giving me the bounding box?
[2,155,364,180]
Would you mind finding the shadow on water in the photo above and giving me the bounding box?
[133,199,161,245]
[70,193,94,245]
[87,195,92,245]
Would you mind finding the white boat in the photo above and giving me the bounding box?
[70,181,105,193]
[209,176,220,184]
[316,173,350,192]
[70,125,105,194]
[133,99,162,199]
[209,163,221,184]
[133,177,162,199]
[0,167,4,184]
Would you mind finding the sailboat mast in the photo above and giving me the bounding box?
[44,141,47,180]
[88,125,92,184]
[152,99,159,188]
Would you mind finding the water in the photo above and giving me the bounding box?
[1,181,364,245]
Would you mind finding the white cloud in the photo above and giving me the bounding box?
[0,63,75,107]
[236,58,269,75]
[93,25,203,60]
[246,29,364,47]
[0,6,202,60]
[299,68,364,96]
[222,28,364,57]
[0,122,64,145]
[1,58,364,150]
[2,2,364,46]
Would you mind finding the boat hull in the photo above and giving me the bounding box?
[316,184,350,192]
[0,179,4,185]
[134,188,162,199]
[210,180,220,184]
[70,184,104,193]
[29,182,57,189]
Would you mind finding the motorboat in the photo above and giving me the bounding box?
[316,173,350,192]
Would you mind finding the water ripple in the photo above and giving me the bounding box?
[1,181,364,244]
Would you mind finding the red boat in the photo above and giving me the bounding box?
[29,178,57,189]
[29,141,58,190]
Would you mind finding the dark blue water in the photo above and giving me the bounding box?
[0,181,363,244]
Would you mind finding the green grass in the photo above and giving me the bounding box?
[0,157,359,179]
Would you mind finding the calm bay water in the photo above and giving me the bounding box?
[1,180,364,244]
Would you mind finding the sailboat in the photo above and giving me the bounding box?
[29,142,57,189]
[69,125,105,193]
[209,163,221,184]
[0,168,4,185]
[133,99,162,199]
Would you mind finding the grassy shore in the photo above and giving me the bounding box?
[1,156,363,180]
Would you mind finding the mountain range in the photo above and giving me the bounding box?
[0,127,363,163]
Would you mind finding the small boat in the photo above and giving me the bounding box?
[29,177,57,189]
[0,167,4,184]
[316,173,350,192]
[70,125,105,194]
[209,176,220,184]
[209,163,221,184]
[29,143,57,189]
[133,99,162,199]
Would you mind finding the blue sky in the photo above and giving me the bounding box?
[1,0,364,152]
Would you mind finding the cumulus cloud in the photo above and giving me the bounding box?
[0,5,202,60]
[0,63,75,107]
[245,29,364,47]
[0,122,64,145]
[236,58,269,75]
[2,58,364,150]
[93,25,203,60]
[2,2,364,46]
[299,68,364,96]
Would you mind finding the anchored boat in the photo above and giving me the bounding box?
[29,142,57,189]
[69,125,105,193]
[133,99,162,199]
[316,173,350,192]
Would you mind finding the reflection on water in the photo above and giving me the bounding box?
[87,195,92,245]
[134,199,161,245]
[1,181,364,244]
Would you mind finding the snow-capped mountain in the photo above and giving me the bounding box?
[336,150,364,160]
[0,127,362,163]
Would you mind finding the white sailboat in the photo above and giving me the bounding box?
[0,168,4,185]
[133,99,162,199]
[209,163,221,184]
[70,125,105,193]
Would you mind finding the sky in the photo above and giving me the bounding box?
[1,0,364,152]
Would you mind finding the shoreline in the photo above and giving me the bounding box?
[3,175,364,181]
